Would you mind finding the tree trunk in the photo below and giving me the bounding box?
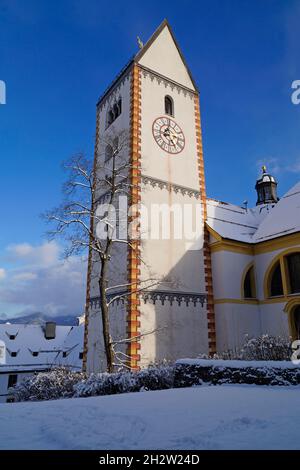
[99,259,114,373]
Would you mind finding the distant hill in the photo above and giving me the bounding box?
[0,312,79,326]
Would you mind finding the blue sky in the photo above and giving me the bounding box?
[0,0,300,317]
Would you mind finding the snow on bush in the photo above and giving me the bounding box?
[11,365,174,402]
[174,359,300,387]
[12,368,85,402]
[73,365,174,398]
[241,334,291,361]
[11,335,291,403]
[197,334,292,361]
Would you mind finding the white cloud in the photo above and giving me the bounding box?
[6,241,60,267]
[286,161,300,174]
[256,157,300,176]
[10,243,33,257]
[12,272,38,282]
[0,242,86,318]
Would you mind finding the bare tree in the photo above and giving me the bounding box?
[43,129,171,372]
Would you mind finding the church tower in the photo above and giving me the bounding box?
[83,20,215,372]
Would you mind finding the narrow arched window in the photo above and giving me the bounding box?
[117,99,122,116]
[286,253,300,294]
[106,98,122,128]
[105,144,113,162]
[243,265,256,299]
[165,95,174,116]
[113,103,119,119]
[107,110,114,127]
[269,261,283,297]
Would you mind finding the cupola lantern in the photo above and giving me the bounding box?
[255,166,278,206]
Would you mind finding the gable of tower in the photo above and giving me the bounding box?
[135,20,197,91]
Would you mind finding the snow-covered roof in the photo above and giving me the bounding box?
[253,182,300,243]
[54,325,84,370]
[207,181,300,245]
[207,198,266,243]
[0,324,83,372]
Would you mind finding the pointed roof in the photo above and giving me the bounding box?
[135,19,198,92]
[97,20,198,105]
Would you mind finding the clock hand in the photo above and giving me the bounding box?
[169,135,176,146]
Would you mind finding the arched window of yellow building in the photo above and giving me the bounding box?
[286,253,300,294]
[243,265,256,299]
[269,261,284,297]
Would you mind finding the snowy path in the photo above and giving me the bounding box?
[0,385,299,450]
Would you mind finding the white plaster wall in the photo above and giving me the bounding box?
[140,184,205,290]
[140,72,198,189]
[86,301,127,373]
[259,302,289,337]
[139,302,208,367]
[211,250,254,299]
[215,303,261,352]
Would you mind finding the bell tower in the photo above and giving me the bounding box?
[84,20,215,372]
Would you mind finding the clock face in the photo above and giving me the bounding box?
[152,117,185,154]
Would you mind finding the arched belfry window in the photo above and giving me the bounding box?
[106,98,122,128]
[117,98,122,115]
[269,261,284,297]
[107,109,114,127]
[165,95,174,116]
[243,265,256,299]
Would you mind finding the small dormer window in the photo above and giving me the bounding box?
[7,348,20,357]
[79,352,83,360]
[165,95,174,116]
[63,351,67,358]
[5,331,19,340]
[28,348,39,357]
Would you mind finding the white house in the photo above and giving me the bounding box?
[0,322,84,402]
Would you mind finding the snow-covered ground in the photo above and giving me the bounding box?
[0,385,299,450]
